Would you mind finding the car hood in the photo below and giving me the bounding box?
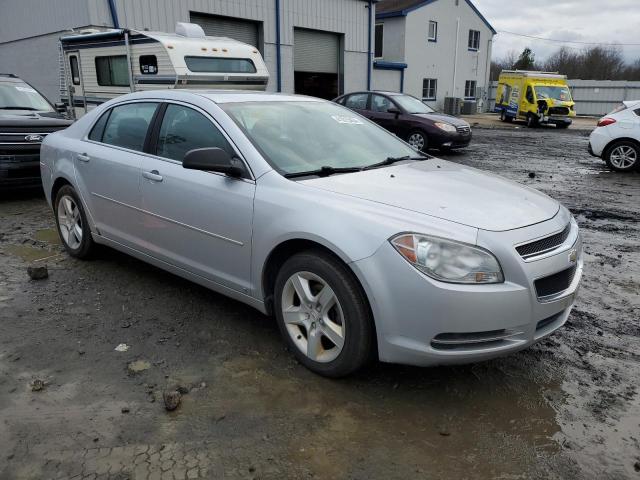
[0,112,72,128]
[412,112,469,126]
[301,160,559,232]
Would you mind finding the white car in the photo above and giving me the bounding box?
[589,100,640,172]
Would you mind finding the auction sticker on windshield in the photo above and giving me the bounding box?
[331,115,364,125]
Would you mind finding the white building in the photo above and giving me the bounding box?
[373,0,495,111]
[0,0,378,102]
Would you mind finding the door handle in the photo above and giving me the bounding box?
[77,153,90,163]
[142,170,163,182]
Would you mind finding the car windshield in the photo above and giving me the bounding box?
[221,101,420,175]
[534,85,572,102]
[392,94,436,114]
[0,81,53,112]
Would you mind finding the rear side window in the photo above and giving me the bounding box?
[345,93,368,110]
[184,56,256,74]
[101,102,158,151]
[635,108,640,117]
[156,104,232,161]
[88,110,110,141]
[95,55,130,86]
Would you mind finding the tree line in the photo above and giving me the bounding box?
[490,46,640,81]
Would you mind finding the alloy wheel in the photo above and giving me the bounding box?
[281,271,345,363]
[408,133,425,151]
[609,145,637,169]
[57,195,83,249]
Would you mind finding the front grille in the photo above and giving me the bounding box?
[534,265,577,298]
[456,125,471,135]
[536,313,562,331]
[516,224,571,259]
[548,107,569,116]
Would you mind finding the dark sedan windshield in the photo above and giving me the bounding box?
[0,81,53,113]
[222,101,419,175]
[392,94,436,114]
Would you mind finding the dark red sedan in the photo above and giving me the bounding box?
[334,91,472,152]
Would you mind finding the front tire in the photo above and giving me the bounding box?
[54,185,95,259]
[274,250,374,377]
[526,113,538,128]
[407,130,428,152]
[604,140,639,172]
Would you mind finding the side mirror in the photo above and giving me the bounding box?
[54,102,67,113]
[183,147,244,177]
[388,107,401,116]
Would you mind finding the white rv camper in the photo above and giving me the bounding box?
[60,22,269,118]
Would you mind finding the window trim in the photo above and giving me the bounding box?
[422,78,437,101]
[468,29,480,51]
[95,55,130,87]
[428,21,438,43]
[464,80,477,100]
[374,23,384,59]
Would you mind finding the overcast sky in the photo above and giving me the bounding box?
[473,0,640,64]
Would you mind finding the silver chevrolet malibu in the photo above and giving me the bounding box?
[41,90,583,377]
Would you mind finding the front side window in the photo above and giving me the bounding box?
[69,56,80,85]
[464,80,477,99]
[468,30,480,50]
[374,24,384,58]
[428,21,438,42]
[221,101,418,175]
[157,104,232,161]
[526,86,535,103]
[371,94,393,113]
[184,56,256,73]
[139,55,158,75]
[0,81,53,113]
[422,78,437,100]
[101,102,158,151]
[345,93,369,110]
[95,55,130,87]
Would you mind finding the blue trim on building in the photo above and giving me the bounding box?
[275,0,282,92]
[367,0,373,90]
[376,0,496,35]
[107,0,120,28]
[373,60,407,70]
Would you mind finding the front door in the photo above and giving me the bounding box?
[139,103,255,293]
[76,101,159,248]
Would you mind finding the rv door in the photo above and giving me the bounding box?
[65,51,86,118]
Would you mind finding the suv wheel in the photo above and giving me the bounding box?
[605,141,639,172]
[526,113,538,128]
[274,250,374,377]
[54,185,95,258]
[407,131,428,152]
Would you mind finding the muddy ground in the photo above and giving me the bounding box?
[0,126,638,480]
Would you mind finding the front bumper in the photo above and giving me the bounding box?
[352,211,583,367]
[588,127,611,157]
[433,130,472,149]
[0,156,42,188]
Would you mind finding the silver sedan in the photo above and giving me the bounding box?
[40,90,583,377]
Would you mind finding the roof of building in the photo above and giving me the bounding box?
[376,0,496,34]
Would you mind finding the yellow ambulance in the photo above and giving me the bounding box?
[494,70,576,128]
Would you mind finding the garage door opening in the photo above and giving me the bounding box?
[294,28,341,100]
[190,12,261,52]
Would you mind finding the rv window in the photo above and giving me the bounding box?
[101,102,158,151]
[69,56,80,85]
[139,55,158,75]
[157,104,233,161]
[95,55,130,87]
[184,56,257,74]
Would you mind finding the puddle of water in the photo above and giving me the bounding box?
[4,244,56,262]
[34,228,61,245]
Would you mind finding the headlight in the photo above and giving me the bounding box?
[390,234,504,284]
[434,122,457,133]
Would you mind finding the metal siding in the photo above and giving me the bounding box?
[294,28,339,73]
[190,12,259,48]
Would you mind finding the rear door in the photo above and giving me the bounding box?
[139,102,255,293]
[368,94,400,135]
[77,101,159,248]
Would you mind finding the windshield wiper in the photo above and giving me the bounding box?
[361,155,429,171]
[284,165,363,179]
[0,106,39,110]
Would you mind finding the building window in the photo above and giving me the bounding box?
[139,55,158,75]
[468,30,480,50]
[374,24,384,58]
[422,78,437,100]
[464,80,477,99]
[428,21,437,42]
[95,55,130,87]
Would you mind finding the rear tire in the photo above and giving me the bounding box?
[54,185,95,259]
[604,140,639,172]
[274,250,374,377]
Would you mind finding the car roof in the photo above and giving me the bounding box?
[108,89,326,104]
[340,91,403,97]
[0,74,24,83]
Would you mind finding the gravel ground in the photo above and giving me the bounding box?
[0,126,638,480]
